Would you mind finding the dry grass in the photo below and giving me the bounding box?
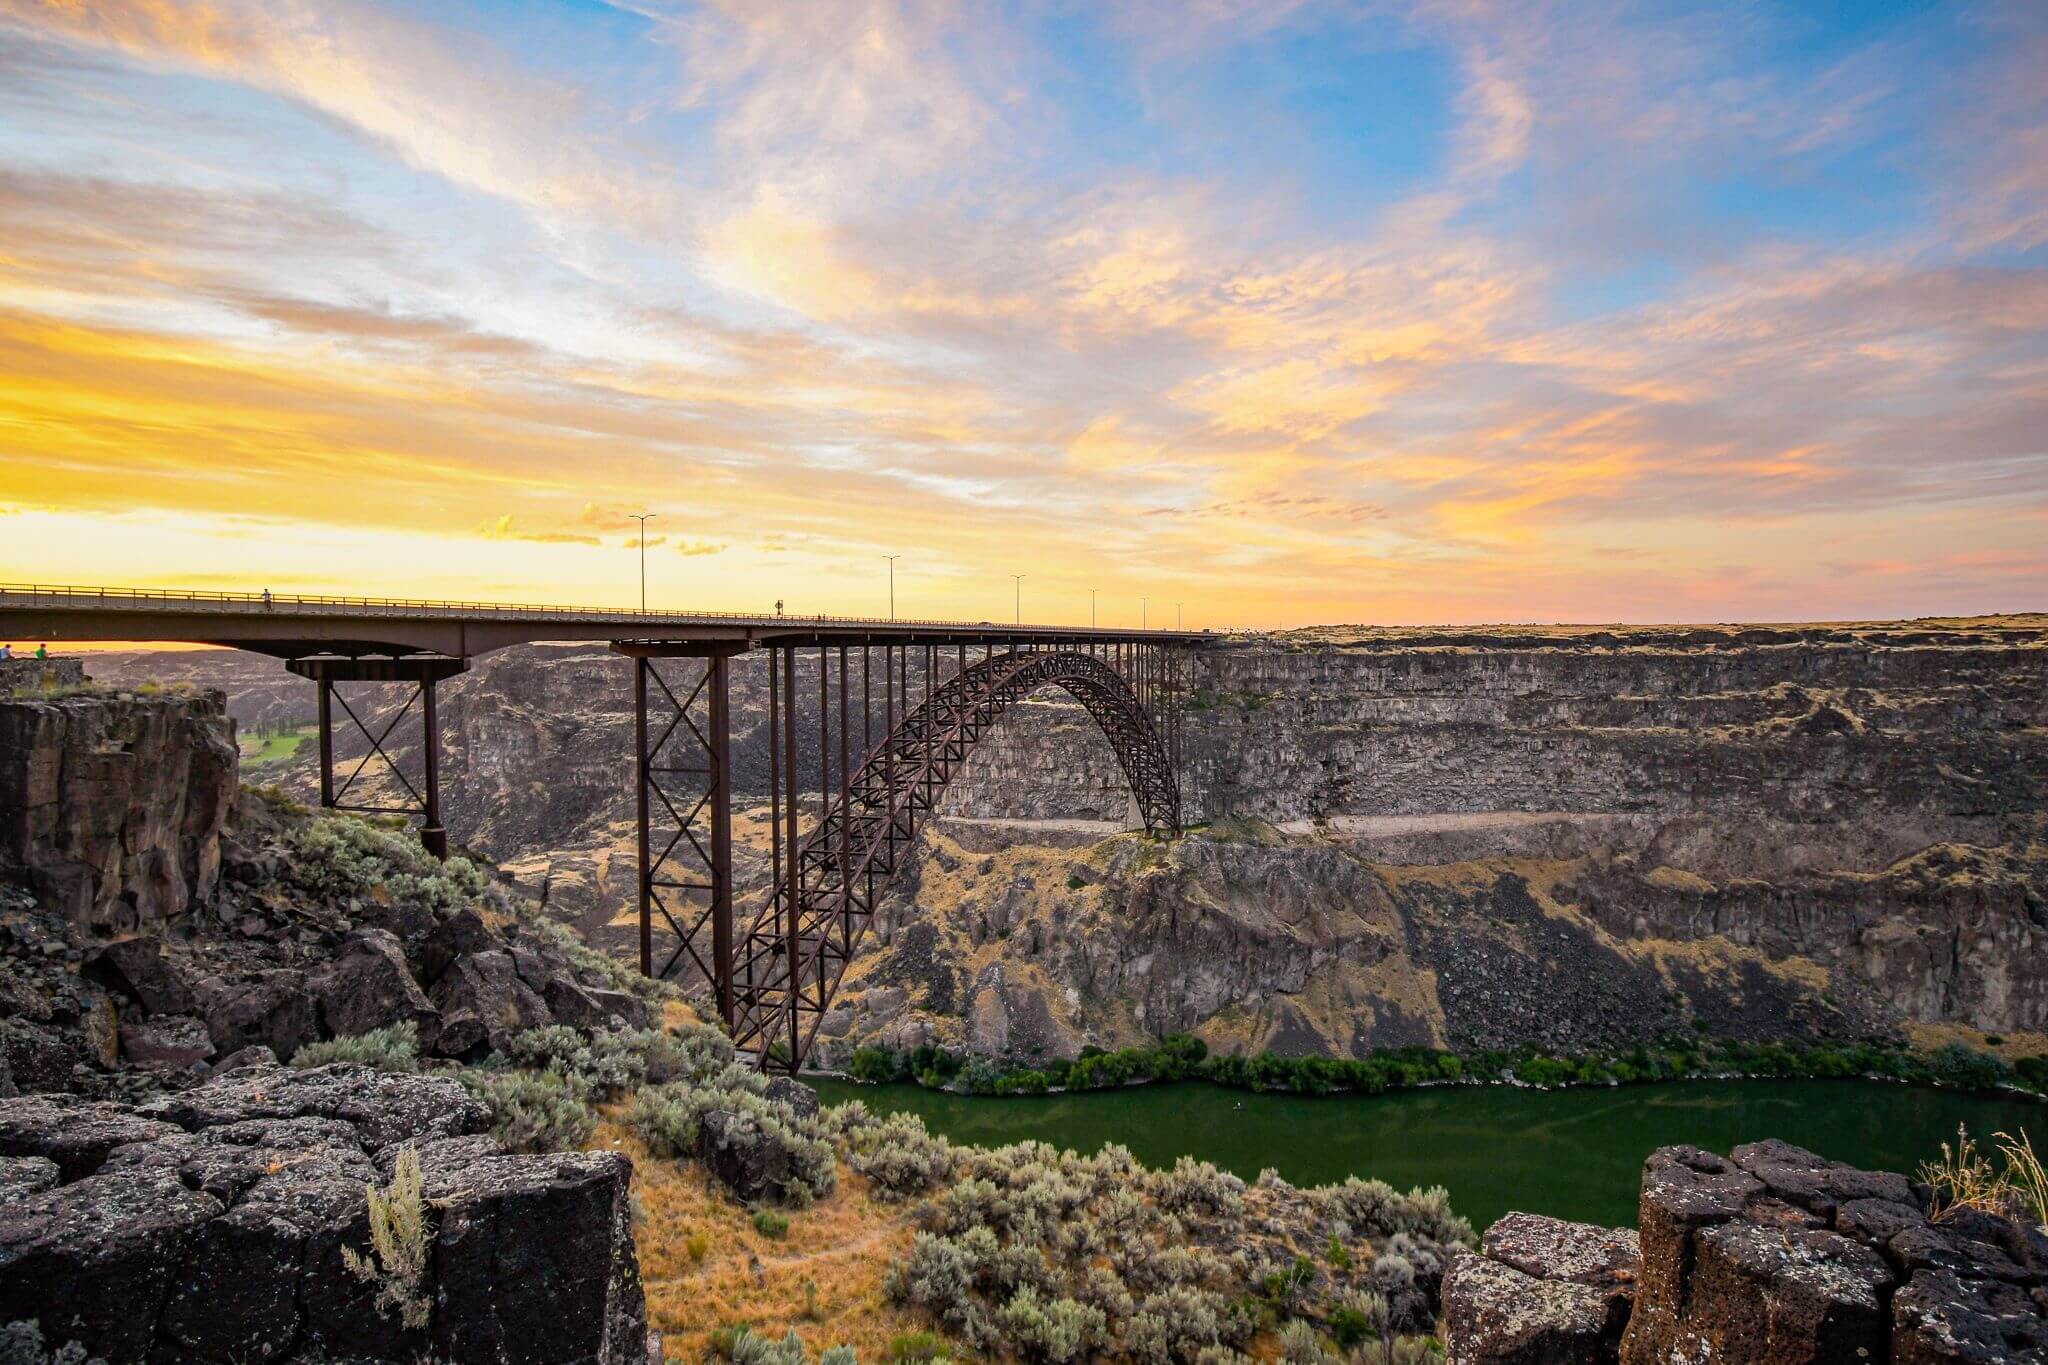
[1920,1124,2048,1228]
[594,1120,938,1361]
[1906,1021,2048,1063]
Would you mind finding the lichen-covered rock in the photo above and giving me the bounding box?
[0,1064,648,1364]
[0,1153,57,1197]
[0,1092,183,1178]
[1684,1221,1894,1362]
[420,1144,647,1365]
[1446,1214,1639,1363]
[430,949,552,1056]
[308,930,439,1043]
[1445,1254,1619,1364]
[201,967,314,1057]
[0,1166,223,1361]
[138,1061,489,1150]
[1893,1267,2048,1363]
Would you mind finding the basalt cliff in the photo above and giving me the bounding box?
[90,616,2048,1064]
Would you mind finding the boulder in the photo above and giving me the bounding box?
[430,950,552,1057]
[766,1075,822,1120]
[309,930,440,1042]
[86,934,200,1014]
[1893,1267,2048,1363]
[697,1107,809,1204]
[419,906,499,983]
[1620,1145,1765,1361]
[0,1014,87,1093]
[1445,1253,1618,1364]
[0,1166,223,1362]
[0,1092,183,1178]
[421,1145,648,1365]
[122,1013,215,1068]
[213,1043,279,1073]
[1680,1221,1893,1362]
[202,967,314,1057]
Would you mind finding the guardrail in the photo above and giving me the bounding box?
[0,583,1208,636]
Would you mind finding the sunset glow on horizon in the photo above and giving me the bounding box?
[2,0,2044,628]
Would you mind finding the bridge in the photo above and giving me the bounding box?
[0,583,1209,1069]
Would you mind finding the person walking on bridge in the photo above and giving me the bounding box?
[262,588,272,610]
[34,644,46,659]
[0,644,11,660]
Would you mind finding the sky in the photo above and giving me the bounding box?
[0,0,2043,629]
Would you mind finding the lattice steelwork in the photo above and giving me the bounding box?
[623,645,737,1021]
[287,656,466,859]
[725,643,1187,1070]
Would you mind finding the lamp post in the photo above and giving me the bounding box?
[1090,588,1097,628]
[884,554,901,621]
[1011,573,1026,625]
[1176,601,1183,629]
[1141,597,1147,630]
[629,513,657,612]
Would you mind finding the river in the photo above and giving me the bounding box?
[810,1076,2046,1230]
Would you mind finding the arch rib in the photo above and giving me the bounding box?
[728,648,1180,1068]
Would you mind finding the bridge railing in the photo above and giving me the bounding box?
[0,582,1204,635]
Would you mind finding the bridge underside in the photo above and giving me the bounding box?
[0,586,1200,1070]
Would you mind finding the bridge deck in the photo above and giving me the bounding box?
[0,583,1210,657]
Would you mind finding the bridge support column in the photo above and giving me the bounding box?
[285,655,467,858]
[616,642,741,1028]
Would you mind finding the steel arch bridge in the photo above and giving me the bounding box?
[726,647,1180,1066]
[0,584,1206,1072]
[629,637,1196,1071]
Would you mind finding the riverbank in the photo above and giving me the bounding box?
[810,1075,2047,1231]
[838,1031,2048,1103]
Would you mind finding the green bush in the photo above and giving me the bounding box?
[752,1209,790,1239]
[283,814,485,916]
[292,1021,420,1073]
[627,1077,837,1206]
[459,1068,597,1154]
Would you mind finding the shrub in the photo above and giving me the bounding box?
[0,1320,105,1365]
[292,1021,420,1073]
[851,1046,906,1082]
[284,814,485,916]
[752,1208,790,1239]
[342,1145,433,1330]
[832,1107,956,1200]
[993,1286,1107,1364]
[628,1078,837,1206]
[459,1068,597,1154]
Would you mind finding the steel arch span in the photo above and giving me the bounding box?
[727,647,1183,1068]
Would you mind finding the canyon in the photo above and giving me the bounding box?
[86,616,2048,1062]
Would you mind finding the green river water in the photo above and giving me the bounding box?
[810,1077,2046,1230]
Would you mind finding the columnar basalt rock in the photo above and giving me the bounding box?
[0,687,236,932]
[1448,1140,2048,1365]
[0,1065,648,1364]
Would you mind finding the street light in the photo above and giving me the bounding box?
[1090,588,1097,628]
[1176,601,1184,630]
[1141,596,1148,631]
[1011,573,1026,625]
[884,555,901,621]
[629,513,657,612]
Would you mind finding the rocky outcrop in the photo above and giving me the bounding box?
[1447,1139,2048,1365]
[0,1064,647,1364]
[0,686,236,931]
[1443,1213,1640,1363]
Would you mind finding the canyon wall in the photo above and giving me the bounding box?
[84,617,2048,1054]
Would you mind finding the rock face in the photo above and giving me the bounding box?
[0,686,236,932]
[86,619,2048,1058]
[1623,1140,2048,1364]
[1447,1140,2048,1365]
[0,1064,647,1364]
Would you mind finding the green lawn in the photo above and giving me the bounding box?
[241,727,311,766]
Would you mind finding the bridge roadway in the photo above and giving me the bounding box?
[0,583,1206,1070]
[0,582,1206,655]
